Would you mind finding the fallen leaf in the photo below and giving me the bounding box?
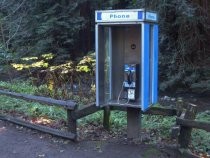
[63,140,70,144]
[38,154,45,157]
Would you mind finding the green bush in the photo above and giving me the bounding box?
[192,129,210,153]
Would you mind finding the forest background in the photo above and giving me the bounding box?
[0,0,209,95]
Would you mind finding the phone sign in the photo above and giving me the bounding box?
[146,12,157,21]
[96,10,144,22]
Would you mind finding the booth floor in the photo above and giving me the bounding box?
[0,120,184,158]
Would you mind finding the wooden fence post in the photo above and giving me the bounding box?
[127,107,141,139]
[67,109,77,140]
[103,106,111,130]
[178,103,197,148]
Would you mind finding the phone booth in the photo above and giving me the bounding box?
[95,9,158,112]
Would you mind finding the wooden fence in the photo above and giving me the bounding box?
[0,89,78,140]
[0,89,210,149]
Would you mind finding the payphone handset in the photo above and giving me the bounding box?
[123,64,139,101]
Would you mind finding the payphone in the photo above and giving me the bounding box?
[95,9,158,111]
[123,64,139,101]
[117,64,139,104]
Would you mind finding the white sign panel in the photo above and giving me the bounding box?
[100,11,139,22]
[96,9,157,23]
[96,10,144,22]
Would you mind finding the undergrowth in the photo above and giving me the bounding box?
[0,95,66,119]
[191,129,210,153]
[0,80,37,94]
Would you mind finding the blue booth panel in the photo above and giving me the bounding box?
[141,24,150,111]
[141,24,159,111]
[152,25,159,104]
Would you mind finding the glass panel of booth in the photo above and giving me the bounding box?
[96,25,112,106]
[104,27,112,103]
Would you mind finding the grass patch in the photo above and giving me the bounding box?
[196,110,210,122]
[191,129,210,153]
[0,95,66,119]
[0,80,37,94]
[78,111,103,125]
[142,115,175,138]
[110,111,127,128]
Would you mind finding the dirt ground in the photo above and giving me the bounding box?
[0,120,187,158]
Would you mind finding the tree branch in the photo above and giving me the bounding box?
[6,17,23,49]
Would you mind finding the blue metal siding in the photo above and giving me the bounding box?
[152,25,159,104]
[97,12,102,20]
[141,24,150,111]
[138,11,143,20]
[95,25,99,106]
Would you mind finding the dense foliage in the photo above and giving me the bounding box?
[128,0,210,92]
[0,0,209,92]
[0,0,86,63]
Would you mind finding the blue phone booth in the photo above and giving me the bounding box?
[95,9,158,112]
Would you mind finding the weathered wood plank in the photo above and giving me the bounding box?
[73,105,176,121]
[67,110,77,139]
[111,106,177,116]
[171,125,181,139]
[0,114,76,140]
[143,107,177,116]
[71,103,101,120]
[176,98,185,117]
[0,89,76,110]
[110,106,127,111]
[178,103,197,148]
[177,118,210,132]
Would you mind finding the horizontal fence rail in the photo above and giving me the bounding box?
[0,114,76,140]
[177,118,210,132]
[0,90,76,110]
